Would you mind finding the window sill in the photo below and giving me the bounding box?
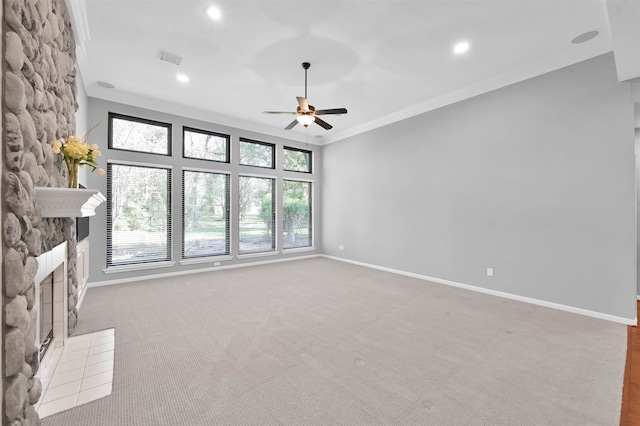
[282,246,315,254]
[179,255,234,266]
[103,261,175,274]
[237,251,279,260]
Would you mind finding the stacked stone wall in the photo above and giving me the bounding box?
[2,0,79,424]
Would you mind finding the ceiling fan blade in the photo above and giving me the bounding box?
[297,97,309,111]
[263,111,296,114]
[314,117,333,130]
[285,119,298,130]
[315,108,348,115]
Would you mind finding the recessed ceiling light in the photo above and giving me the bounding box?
[571,30,599,44]
[176,74,189,83]
[97,81,115,89]
[207,6,222,21]
[453,41,469,54]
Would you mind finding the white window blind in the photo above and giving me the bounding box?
[239,176,275,254]
[107,163,172,266]
[182,170,230,258]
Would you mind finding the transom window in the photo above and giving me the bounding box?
[284,147,312,173]
[239,138,274,169]
[183,127,229,163]
[108,113,171,156]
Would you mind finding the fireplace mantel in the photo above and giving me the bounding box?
[34,187,106,218]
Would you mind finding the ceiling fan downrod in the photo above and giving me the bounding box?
[302,62,310,102]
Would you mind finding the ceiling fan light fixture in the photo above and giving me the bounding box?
[297,114,315,127]
[264,61,347,131]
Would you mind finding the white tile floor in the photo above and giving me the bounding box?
[36,328,115,418]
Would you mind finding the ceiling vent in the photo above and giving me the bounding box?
[158,50,182,66]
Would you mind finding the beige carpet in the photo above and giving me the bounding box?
[42,257,626,425]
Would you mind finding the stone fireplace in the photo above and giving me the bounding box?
[2,0,83,424]
[38,276,52,361]
[34,242,68,369]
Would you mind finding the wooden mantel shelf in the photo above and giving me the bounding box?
[34,187,106,218]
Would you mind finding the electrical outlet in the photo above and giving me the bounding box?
[487,267,493,277]
[338,245,344,251]
[214,262,220,266]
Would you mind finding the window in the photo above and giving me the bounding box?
[283,180,312,249]
[239,138,274,169]
[284,147,312,173]
[109,113,171,155]
[183,170,230,258]
[239,176,275,254]
[183,127,229,163]
[107,163,172,266]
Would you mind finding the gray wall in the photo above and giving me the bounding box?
[636,128,640,297]
[76,72,88,167]
[85,98,321,284]
[321,53,637,321]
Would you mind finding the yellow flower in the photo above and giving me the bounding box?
[52,140,61,154]
[63,141,90,160]
[54,124,104,178]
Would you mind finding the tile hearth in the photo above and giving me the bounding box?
[36,329,115,418]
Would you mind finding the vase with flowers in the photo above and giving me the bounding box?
[52,124,105,188]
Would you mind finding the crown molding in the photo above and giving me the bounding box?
[323,48,612,145]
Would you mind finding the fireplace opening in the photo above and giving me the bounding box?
[39,274,54,360]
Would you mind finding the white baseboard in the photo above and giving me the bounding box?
[322,255,637,326]
[86,254,322,288]
[84,253,636,325]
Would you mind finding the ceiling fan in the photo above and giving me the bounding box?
[263,62,347,130]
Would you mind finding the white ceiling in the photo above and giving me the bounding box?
[68,0,617,145]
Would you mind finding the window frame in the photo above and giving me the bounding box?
[182,126,230,163]
[181,168,231,260]
[238,174,276,255]
[282,179,313,250]
[283,146,313,173]
[108,112,172,156]
[239,137,275,169]
[106,160,173,268]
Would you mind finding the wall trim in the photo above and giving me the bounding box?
[322,255,637,326]
[322,50,612,145]
[85,254,322,288]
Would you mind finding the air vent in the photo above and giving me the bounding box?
[158,50,183,66]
